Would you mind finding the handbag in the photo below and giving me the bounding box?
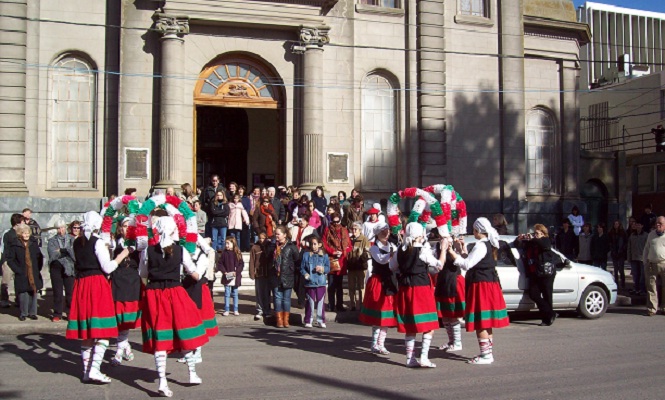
[536,250,557,277]
[329,258,341,273]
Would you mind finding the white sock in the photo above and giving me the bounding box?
[444,323,453,345]
[116,330,130,359]
[90,340,109,374]
[81,346,92,377]
[478,338,491,357]
[421,333,433,360]
[154,351,168,389]
[184,350,201,383]
[452,322,462,346]
[195,346,202,362]
[405,335,416,362]
[377,328,388,349]
[371,327,380,349]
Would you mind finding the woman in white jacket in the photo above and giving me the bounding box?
[568,206,584,236]
[228,194,250,247]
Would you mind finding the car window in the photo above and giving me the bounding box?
[466,240,516,267]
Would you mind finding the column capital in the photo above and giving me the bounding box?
[154,13,190,38]
[298,25,330,49]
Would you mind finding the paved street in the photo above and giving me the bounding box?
[1,306,664,399]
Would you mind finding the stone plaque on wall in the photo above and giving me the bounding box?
[125,148,149,179]
[327,152,349,183]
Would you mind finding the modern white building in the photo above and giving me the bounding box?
[577,1,665,89]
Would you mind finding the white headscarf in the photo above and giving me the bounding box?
[403,222,425,250]
[154,217,178,249]
[473,217,500,248]
[81,211,102,240]
[373,221,389,236]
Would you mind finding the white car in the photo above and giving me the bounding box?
[463,235,618,319]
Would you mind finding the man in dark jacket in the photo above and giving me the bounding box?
[555,219,578,261]
[640,204,657,233]
[202,175,225,237]
[267,187,286,225]
[22,208,42,247]
[47,220,76,321]
[1,213,24,308]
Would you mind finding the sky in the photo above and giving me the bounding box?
[573,0,665,13]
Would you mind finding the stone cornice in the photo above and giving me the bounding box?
[524,16,591,45]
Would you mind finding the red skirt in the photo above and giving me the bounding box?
[141,286,209,354]
[395,285,439,334]
[436,274,466,319]
[465,281,509,332]
[200,285,219,338]
[359,275,397,327]
[115,300,142,331]
[66,275,118,340]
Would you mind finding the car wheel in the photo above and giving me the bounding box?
[577,285,608,319]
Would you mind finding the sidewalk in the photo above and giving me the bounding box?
[0,289,359,335]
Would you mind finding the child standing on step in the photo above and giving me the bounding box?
[300,236,330,328]
[217,237,244,316]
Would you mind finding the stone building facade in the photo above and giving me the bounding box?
[0,0,589,233]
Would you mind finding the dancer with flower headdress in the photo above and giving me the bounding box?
[393,222,445,368]
[66,211,131,383]
[434,235,466,352]
[139,217,209,397]
[359,222,398,355]
[446,217,509,365]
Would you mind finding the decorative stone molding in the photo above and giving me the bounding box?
[154,13,190,37]
[300,26,330,47]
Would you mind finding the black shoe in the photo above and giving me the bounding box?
[550,313,558,325]
[18,316,26,321]
[28,315,38,320]
[336,307,347,313]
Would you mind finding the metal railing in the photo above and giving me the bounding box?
[580,119,662,154]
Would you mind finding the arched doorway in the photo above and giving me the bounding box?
[193,54,284,189]
[581,179,608,227]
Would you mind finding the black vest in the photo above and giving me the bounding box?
[371,244,398,296]
[466,241,500,285]
[396,246,432,287]
[435,258,461,298]
[110,243,142,302]
[146,245,183,289]
[73,236,104,278]
[182,248,208,309]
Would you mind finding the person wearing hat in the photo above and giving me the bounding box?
[359,222,398,355]
[66,211,131,383]
[139,216,209,397]
[446,217,509,365]
[362,206,382,244]
[392,222,445,368]
[347,221,370,311]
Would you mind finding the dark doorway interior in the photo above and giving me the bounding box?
[581,179,609,228]
[196,106,249,188]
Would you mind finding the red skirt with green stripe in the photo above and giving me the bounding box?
[200,285,219,338]
[141,286,209,354]
[464,281,509,332]
[359,275,397,327]
[436,274,466,319]
[395,285,439,334]
[66,275,118,340]
[115,300,142,331]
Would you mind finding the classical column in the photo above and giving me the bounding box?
[154,14,189,188]
[295,26,329,191]
[0,0,29,194]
